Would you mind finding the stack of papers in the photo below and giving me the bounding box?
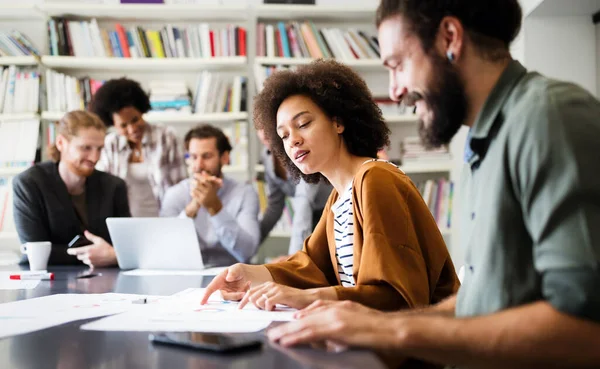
[0,288,296,338]
[82,288,295,333]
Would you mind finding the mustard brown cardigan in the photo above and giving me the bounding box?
[265,161,459,311]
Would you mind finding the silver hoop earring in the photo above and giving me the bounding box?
[447,51,455,63]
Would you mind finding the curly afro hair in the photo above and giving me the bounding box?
[253,59,390,184]
[90,78,151,126]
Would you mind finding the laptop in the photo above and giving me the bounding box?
[106,218,204,270]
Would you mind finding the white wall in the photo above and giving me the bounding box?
[524,16,597,95]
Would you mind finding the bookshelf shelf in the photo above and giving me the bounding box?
[38,3,249,21]
[0,5,43,19]
[0,167,29,176]
[0,56,39,66]
[256,4,377,20]
[0,113,39,121]
[40,111,63,121]
[255,57,383,70]
[400,161,453,174]
[385,114,419,124]
[41,56,248,71]
[144,112,249,124]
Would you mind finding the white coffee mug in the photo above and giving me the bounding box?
[20,242,51,271]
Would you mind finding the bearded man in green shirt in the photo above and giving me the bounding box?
[267,1,600,368]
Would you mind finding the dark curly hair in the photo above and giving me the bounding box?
[89,78,151,126]
[376,0,522,61]
[253,59,390,184]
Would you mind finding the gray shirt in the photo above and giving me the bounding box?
[160,176,260,267]
[456,60,600,323]
[259,148,332,253]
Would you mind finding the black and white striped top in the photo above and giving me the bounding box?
[331,159,402,287]
[332,183,356,287]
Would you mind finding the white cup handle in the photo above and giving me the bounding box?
[20,244,28,254]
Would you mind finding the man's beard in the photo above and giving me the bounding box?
[65,159,94,177]
[411,53,468,149]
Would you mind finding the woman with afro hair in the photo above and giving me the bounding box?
[91,78,186,217]
[202,60,459,313]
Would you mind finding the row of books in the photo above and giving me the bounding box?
[192,72,247,114]
[401,136,451,163]
[45,70,105,113]
[0,31,40,57]
[0,119,40,170]
[0,66,40,114]
[253,64,292,92]
[148,80,192,114]
[48,19,247,58]
[416,178,454,231]
[257,22,380,60]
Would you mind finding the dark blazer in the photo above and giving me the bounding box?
[12,161,130,265]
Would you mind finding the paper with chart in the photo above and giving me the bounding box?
[0,292,166,339]
[81,288,297,333]
[121,267,228,277]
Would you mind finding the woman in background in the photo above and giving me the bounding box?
[91,78,186,217]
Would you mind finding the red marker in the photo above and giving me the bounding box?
[10,272,54,280]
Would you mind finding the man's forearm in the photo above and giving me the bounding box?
[395,301,600,369]
[388,294,456,318]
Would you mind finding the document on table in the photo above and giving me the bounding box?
[0,292,166,339]
[81,288,297,333]
[0,271,41,290]
[121,267,228,277]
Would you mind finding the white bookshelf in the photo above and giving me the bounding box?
[38,3,249,21]
[41,56,247,71]
[1,2,464,258]
[0,113,39,121]
[0,56,39,66]
[255,4,377,20]
[255,57,383,70]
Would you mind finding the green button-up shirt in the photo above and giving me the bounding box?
[456,60,600,321]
